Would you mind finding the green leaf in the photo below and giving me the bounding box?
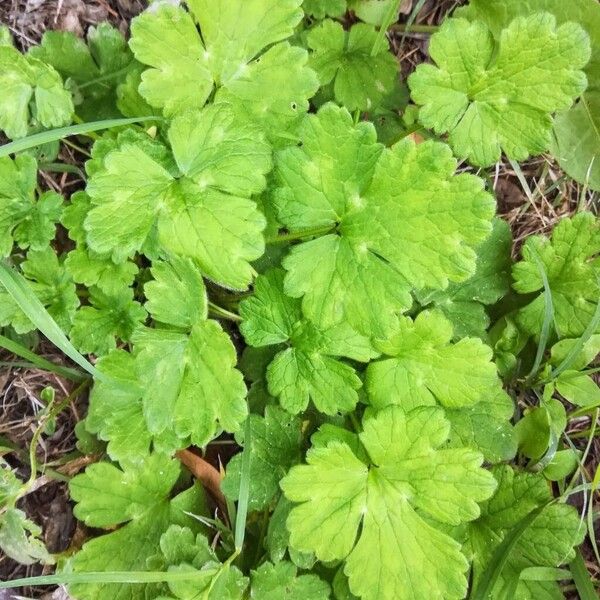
[281,405,496,600]
[366,310,502,409]
[446,389,517,464]
[85,104,269,289]
[555,371,600,407]
[0,45,73,139]
[550,334,600,371]
[240,269,376,414]
[29,23,135,120]
[251,561,330,599]
[222,405,302,511]
[458,1,600,188]
[276,103,494,337]
[70,287,146,356]
[454,0,600,86]
[128,4,213,117]
[85,350,157,462]
[418,218,513,339]
[0,248,79,335]
[69,454,208,600]
[303,0,347,18]
[215,43,319,146]
[307,20,399,111]
[144,256,207,330]
[348,0,400,26]
[409,14,591,166]
[0,154,63,257]
[65,245,139,296]
[514,406,552,460]
[133,322,247,448]
[130,1,317,140]
[512,212,600,338]
[158,526,247,600]
[543,449,579,481]
[0,507,50,565]
[189,0,303,81]
[467,466,585,600]
[552,92,600,191]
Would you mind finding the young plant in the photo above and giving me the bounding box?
[0,1,598,599]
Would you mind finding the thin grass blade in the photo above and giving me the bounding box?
[570,548,598,600]
[525,249,554,384]
[398,0,428,49]
[0,569,220,590]
[0,117,159,158]
[0,334,85,382]
[234,416,252,552]
[371,0,401,56]
[0,263,104,380]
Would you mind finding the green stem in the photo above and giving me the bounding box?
[267,225,335,244]
[208,302,242,323]
[26,379,90,490]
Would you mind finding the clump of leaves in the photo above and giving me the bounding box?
[0,1,598,599]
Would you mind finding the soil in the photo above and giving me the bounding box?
[0,0,598,598]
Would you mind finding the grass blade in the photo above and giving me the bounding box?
[0,569,220,589]
[469,503,550,600]
[525,249,554,384]
[234,416,252,552]
[371,0,401,56]
[398,0,428,49]
[0,117,159,158]
[570,548,598,600]
[0,333,85,382]
[0,263,104,381]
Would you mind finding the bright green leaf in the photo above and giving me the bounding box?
[281,405,496,600]
[0,45,73,139]
[0,154,63,257]
[240,269,376,414]
[70,287,146,356]
[69,455,207,600]
[130,1,317,141]
[418,218,512,339]
[512,212,600,338]
[157,526,247,600]
[307,20,399,111]
[85,104,269,289]
[276,103,494,337]
[251,561,330,599]
[133,322,247,448]
[366,310,502,410]
[409,14,591,166]
[145,256,207,330]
